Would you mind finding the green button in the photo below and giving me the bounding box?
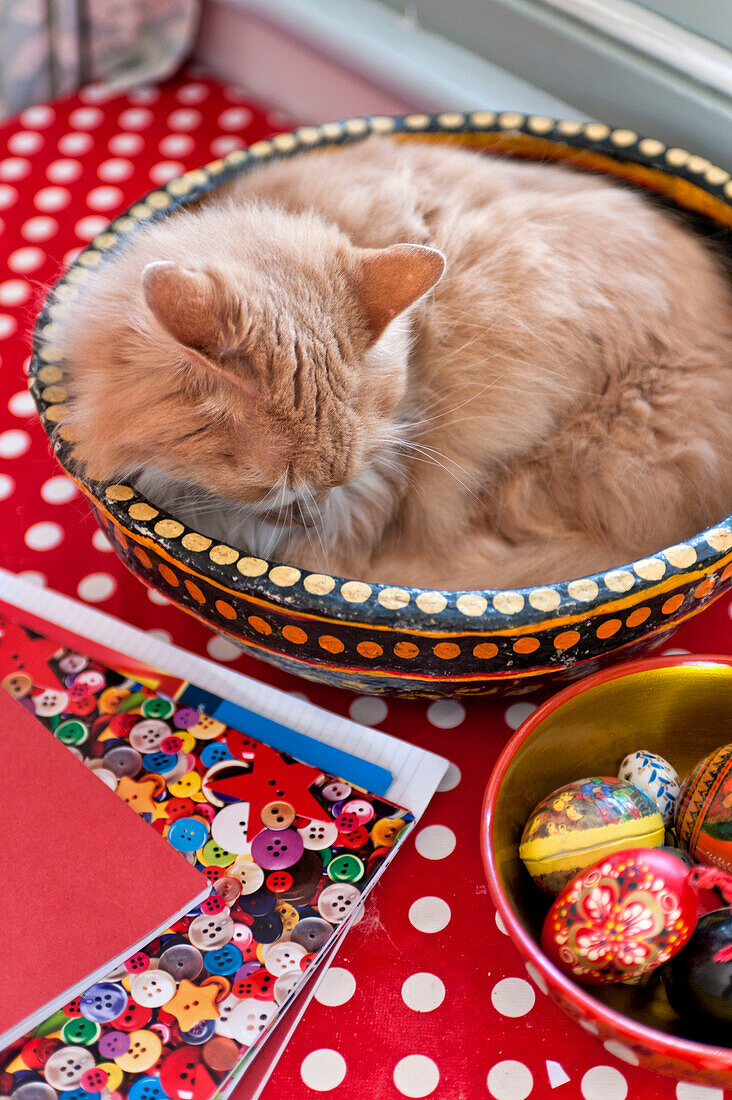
[142,696,175,720]
[118,690,147,713]
[199,838,236,867]
[318,847,333,867]
[327,853,364,883]
[61,1017,100,1045]
[34,1009,69,1036]
[55,718,88,746]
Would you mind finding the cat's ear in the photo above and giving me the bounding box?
[142,260,239,358]
[352,244,445,341]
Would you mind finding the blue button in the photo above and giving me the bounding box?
[179,1019,216,1045]
[200,742,233,768]
[128,1077,170,1100]
[67,1091,96,1100]
[79,981,128,1023]
[142,751,178,774]
[203,944,243,976]
[167,817,209,852]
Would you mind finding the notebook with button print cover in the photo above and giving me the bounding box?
[0,688,209,1050]
[0,570,448,1098]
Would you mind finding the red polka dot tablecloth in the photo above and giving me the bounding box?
[1,67,731,1100]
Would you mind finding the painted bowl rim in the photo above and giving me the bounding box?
[481,652,732,1072]
[29,112,732,635]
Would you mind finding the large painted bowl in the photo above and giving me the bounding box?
[29,113,732,696]
[481,654,732,1087]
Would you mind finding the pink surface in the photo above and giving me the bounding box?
[0,68,730,1099]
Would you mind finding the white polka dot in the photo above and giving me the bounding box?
[25,521,64,551]
[47,158,83,184]
[63,247,82,268]
[487,1061,533,1100]
[401,972,445,1012]
[581,1066,627,1100]
[0,313,17,338]
[128,86,160,105]
[9,247,44,273]
[663,647,691,655]
[22,216,58,242]
[21,355,30,375]
[206,635,244,661]
[393,1055,439,1098]
[98,158,134,182]
[8,131,43,155]
[17,570,46,586]
[149,161,185,185]
[348,696,388,726]
[0,185,18,210]
[87,186,123,212]
[210,136,243,157]
[0,157,31,181]
[426,699,465,728]
[147,587,170,606]
[217,107,254,130]
[436,762,461,791]
[504,702,537,730]
[34,186,71,212]
[408,896,451,933]
[108,133,145,156]
[167,108,202,131]
[176,83,210,104]
[92,528,113,552]
[300,1049,347,1091]
[159,133,195,157]
[75,216,109,241]
[77,572,116,602]
[0,429,30,457]
[118,108,154,130]
[41,475,77,504]
[20,104,55,128]
[147,628,172,643]
[0,280,31,306]
[58,132,94,156]
[495,910,508,936]
[415,824,456,860]
[0,474,15,499]
[491,977,535,1018]
[524,962,548,994]
[69,107,104,130]
[79,83,116,105]
[8,390,35,417]
[603,1041,639,1066]
[314,967,356,1006]
[676,1084,724,1099]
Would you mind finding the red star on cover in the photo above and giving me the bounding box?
[211,733,327,824]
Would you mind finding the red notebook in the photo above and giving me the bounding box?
[0,691,208,1048]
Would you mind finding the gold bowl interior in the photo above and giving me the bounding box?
[493,661,732,1037]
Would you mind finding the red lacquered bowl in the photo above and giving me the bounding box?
[481,654,732,1087]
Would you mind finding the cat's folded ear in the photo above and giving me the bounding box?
[142,260,241,359]
[351,244,445,341]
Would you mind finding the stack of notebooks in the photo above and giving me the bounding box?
[0,570,448,1099]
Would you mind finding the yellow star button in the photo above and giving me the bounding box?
[116,775,158,815]
[163,979,220,1031]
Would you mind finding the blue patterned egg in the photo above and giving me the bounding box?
[619,750,680,825]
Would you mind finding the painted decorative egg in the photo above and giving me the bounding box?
[675,743,732,872]
[665,909,732,1038]
[520,777,665,894]
[541,847,699,985]
[618,750,680,825]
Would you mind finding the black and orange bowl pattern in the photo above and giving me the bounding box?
[29,112,732,697]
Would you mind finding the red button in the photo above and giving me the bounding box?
[21,1037,61,1069]
[63,996,83,1018]
[108,713,138,737]
[166,796,196,821]
[200,895,226,915]
[111,997,152,1031]
[81,1068,108,1092]
[159,1047,203,1100]
[124,952,149,973]
[337,826,369,849]
[265,871,293,894]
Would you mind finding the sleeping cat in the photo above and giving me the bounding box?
[51,136,732,588]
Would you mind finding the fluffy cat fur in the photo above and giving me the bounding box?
[51,136,732,588]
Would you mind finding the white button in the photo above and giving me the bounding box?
[263,940,307,976]
[226,999,278,1046]
[59,654,87,674]
[213,993,240,1038]
[130,969,177,1006]
[298,820,339,851]
[274,971,302,1005]
[228,859,264,894]
[188,912,235,950]
[33,688,69,717]
[129,719,170,751]
[342,798,374,824]
[317,883,361,923]
[44,1047,95,1090]
[211,802,251,854]
[321,781,351,802]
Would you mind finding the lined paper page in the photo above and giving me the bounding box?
[0,570,448,818]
